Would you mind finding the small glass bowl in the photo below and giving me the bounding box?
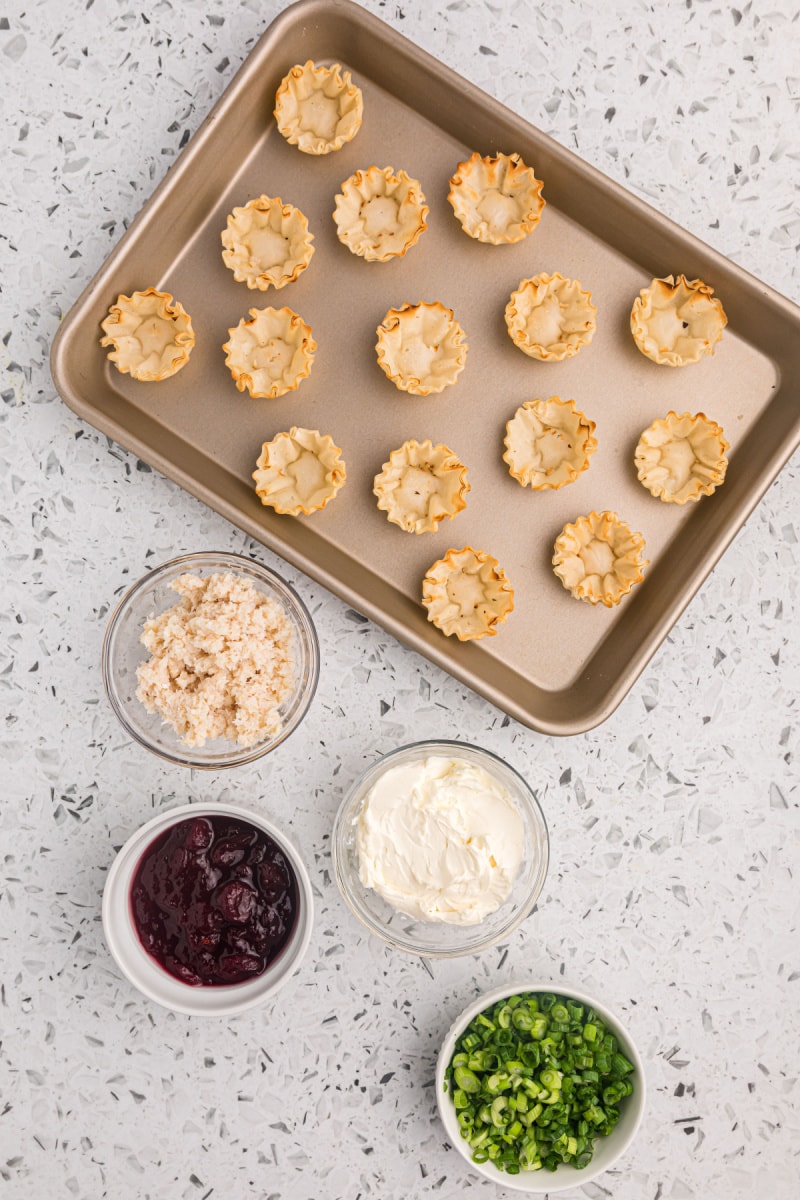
[436,981,646,1191]
[102,802,314,1016]
[102,551,319,769]
[331,740,549,958]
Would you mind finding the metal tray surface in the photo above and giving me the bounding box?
[51,0,800,736]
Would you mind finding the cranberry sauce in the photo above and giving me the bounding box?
[130,814,298,986]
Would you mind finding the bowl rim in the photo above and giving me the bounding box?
[331,739,550,958]
[102,801,315,1016]
[435,979,647,1193]
[101,549,320,770]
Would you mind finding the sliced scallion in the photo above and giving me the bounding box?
[444,991,635,1175]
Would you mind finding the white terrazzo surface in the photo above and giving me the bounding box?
[1,1,799,1197]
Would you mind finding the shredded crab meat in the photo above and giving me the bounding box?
[135,572,295,748]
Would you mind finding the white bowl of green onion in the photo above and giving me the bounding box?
[436,982,646,1192]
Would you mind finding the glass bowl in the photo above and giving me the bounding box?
[436,980,646,1191]
[102,551,319,769]
[331,740,549,957]
[102,802,314,1016]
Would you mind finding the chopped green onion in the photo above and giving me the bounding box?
[487,1071,510,1094]
[611,1052,635,1077]
[512,1007,534,1032]
[454,1066,480,1093]
[445,991,635,1177]
[497,1005,513,1029]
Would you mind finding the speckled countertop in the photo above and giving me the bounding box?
[1,1,799,1197]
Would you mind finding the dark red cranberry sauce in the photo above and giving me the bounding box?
[130,814,298,986]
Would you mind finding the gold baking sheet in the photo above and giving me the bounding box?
[51,0,800,734]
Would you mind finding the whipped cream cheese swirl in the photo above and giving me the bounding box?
[356,755,524,925]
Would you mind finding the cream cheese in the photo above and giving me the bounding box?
[356,755,524,925]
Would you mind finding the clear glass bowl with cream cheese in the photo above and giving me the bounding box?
[332,741,549,957]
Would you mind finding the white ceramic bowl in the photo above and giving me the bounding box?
[102,551,320,770]
[332,741,549,958]
[102,802,314,1016]
[436,981,646,1192]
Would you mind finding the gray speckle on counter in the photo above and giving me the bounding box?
[1,1,799,1198]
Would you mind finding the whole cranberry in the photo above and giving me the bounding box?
[165,958,202,986]
[247,841,267,866]
[258,861,289,901]
[263,905,285,942]
[184,818,214,851]
[213,880,257,924]
[210,840,242,868]
[218,953,263,979]
[224,929,262,957]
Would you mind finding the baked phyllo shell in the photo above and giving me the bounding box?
[448,151,545,244]
[376,301,467,395]
[552,511,648,607]
[630,274,727,366]
[221,195,314,291]
[100,288,195,381]
[274,60,363,155]
[504,396,597,490]
[253,427,346,515]
[422,546,514,641]
[505,273,597,361]
[635,411,729,503]
[373,439,469,533]
[223,306,315,399]
[333,166,428,262]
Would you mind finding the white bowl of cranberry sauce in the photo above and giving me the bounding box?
[102,803,314,1015]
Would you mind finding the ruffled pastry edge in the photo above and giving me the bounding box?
[505,273,597,362]
[447,151,545,244]
[252,426,346,514]
[552,510,648,607]
[375,301,468,395]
